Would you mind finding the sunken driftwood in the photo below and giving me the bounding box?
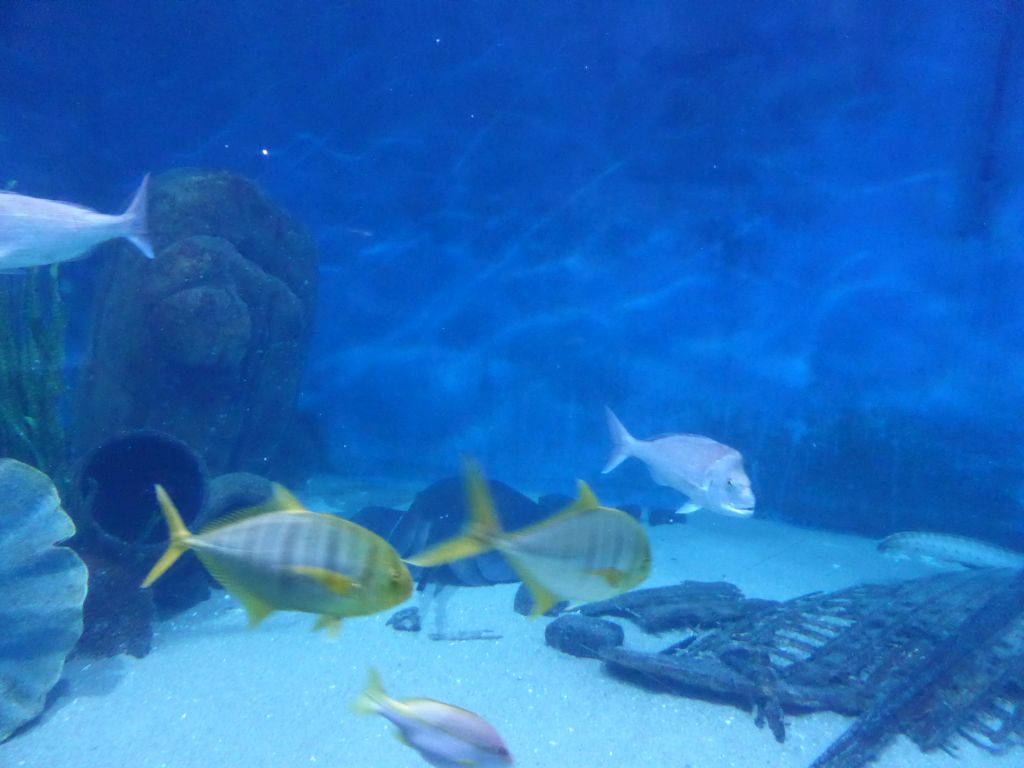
[554,569,1024,766]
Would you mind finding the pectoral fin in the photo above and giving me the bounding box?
[589,567,628,587]
[314,614,343,637]
[676,501,701,515]
[290,565,358,595]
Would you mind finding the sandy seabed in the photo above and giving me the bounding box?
[2,510,1008,768]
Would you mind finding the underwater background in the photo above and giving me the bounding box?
[3,2,1024,544]
[4,3,1024,767]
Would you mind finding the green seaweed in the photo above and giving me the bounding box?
[0,266,69,492]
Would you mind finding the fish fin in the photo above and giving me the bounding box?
[394,731,412,747]
[239,594,275,628]
[406,457,502,567]
[676,501,701,515]
[519,480,605,531]
[314,614,343,637]
[505,554,561,618]
[602,406,635,473]
[127,235,154,260]
[199,484,307,533]
[270,483,308,512]
[289,565,359,595]
[194,551,275,627]
[199,507,274,533]
[572,480,600,511]
[405,535,492,567]
[122,174,154,259]
[141,485,194,587]
[351,668,388,715]
[589,567,629,587]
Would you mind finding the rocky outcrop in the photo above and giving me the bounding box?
[74,168,318,476]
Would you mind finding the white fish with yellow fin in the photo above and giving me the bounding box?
[0,175,153,269]
[353,668,513,768]
[408,459,651,616]
[602,407,755,517]
[142,484,412,633]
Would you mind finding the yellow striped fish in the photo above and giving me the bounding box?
[141,484,412,633]
[408,460,651,616]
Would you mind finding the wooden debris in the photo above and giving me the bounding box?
[550,569,1024,766]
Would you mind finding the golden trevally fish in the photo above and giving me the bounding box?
[0,175,153,269]
[142,484,412,633]
[407,460,651,616]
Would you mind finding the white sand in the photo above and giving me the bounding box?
[2,513,1008,768]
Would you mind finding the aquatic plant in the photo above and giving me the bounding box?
[0,266,68,489]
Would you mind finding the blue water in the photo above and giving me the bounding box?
[2,1,1023,765]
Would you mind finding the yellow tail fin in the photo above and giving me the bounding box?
[141,485,193,588]
[406,457,503,567]
[351,667,388,715]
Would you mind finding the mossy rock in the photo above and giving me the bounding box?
[0,459,87,743]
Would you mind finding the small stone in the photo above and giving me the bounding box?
[545,615,624,659]
[649,507,687,526]
[386,607,421,632]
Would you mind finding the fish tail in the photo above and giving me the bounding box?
[405,457,503,567]
[506,480,602,617]
[351,667,388,715]
[602,406,635,473]
[122,173,155,259]
[505,553,563,618]
[140,484,193,588]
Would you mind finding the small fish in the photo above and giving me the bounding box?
[352,668,513,768]
[408,459,651,616]
[142,484,412,633]
[602,407,755,517]
[878,532,1024,570]
[0,175,153,269]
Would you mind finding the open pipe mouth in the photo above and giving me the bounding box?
[76,429,208,546]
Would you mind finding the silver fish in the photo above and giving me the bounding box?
[0,175,153,269]
[878,532,1024,570]
[602,407,755,517]
[353,668,513,768]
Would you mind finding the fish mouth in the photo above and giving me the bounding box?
[721,504,755,517]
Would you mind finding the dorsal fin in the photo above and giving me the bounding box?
[573,480,600,510]
[269,483,307,512]
[199,483,307,534]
